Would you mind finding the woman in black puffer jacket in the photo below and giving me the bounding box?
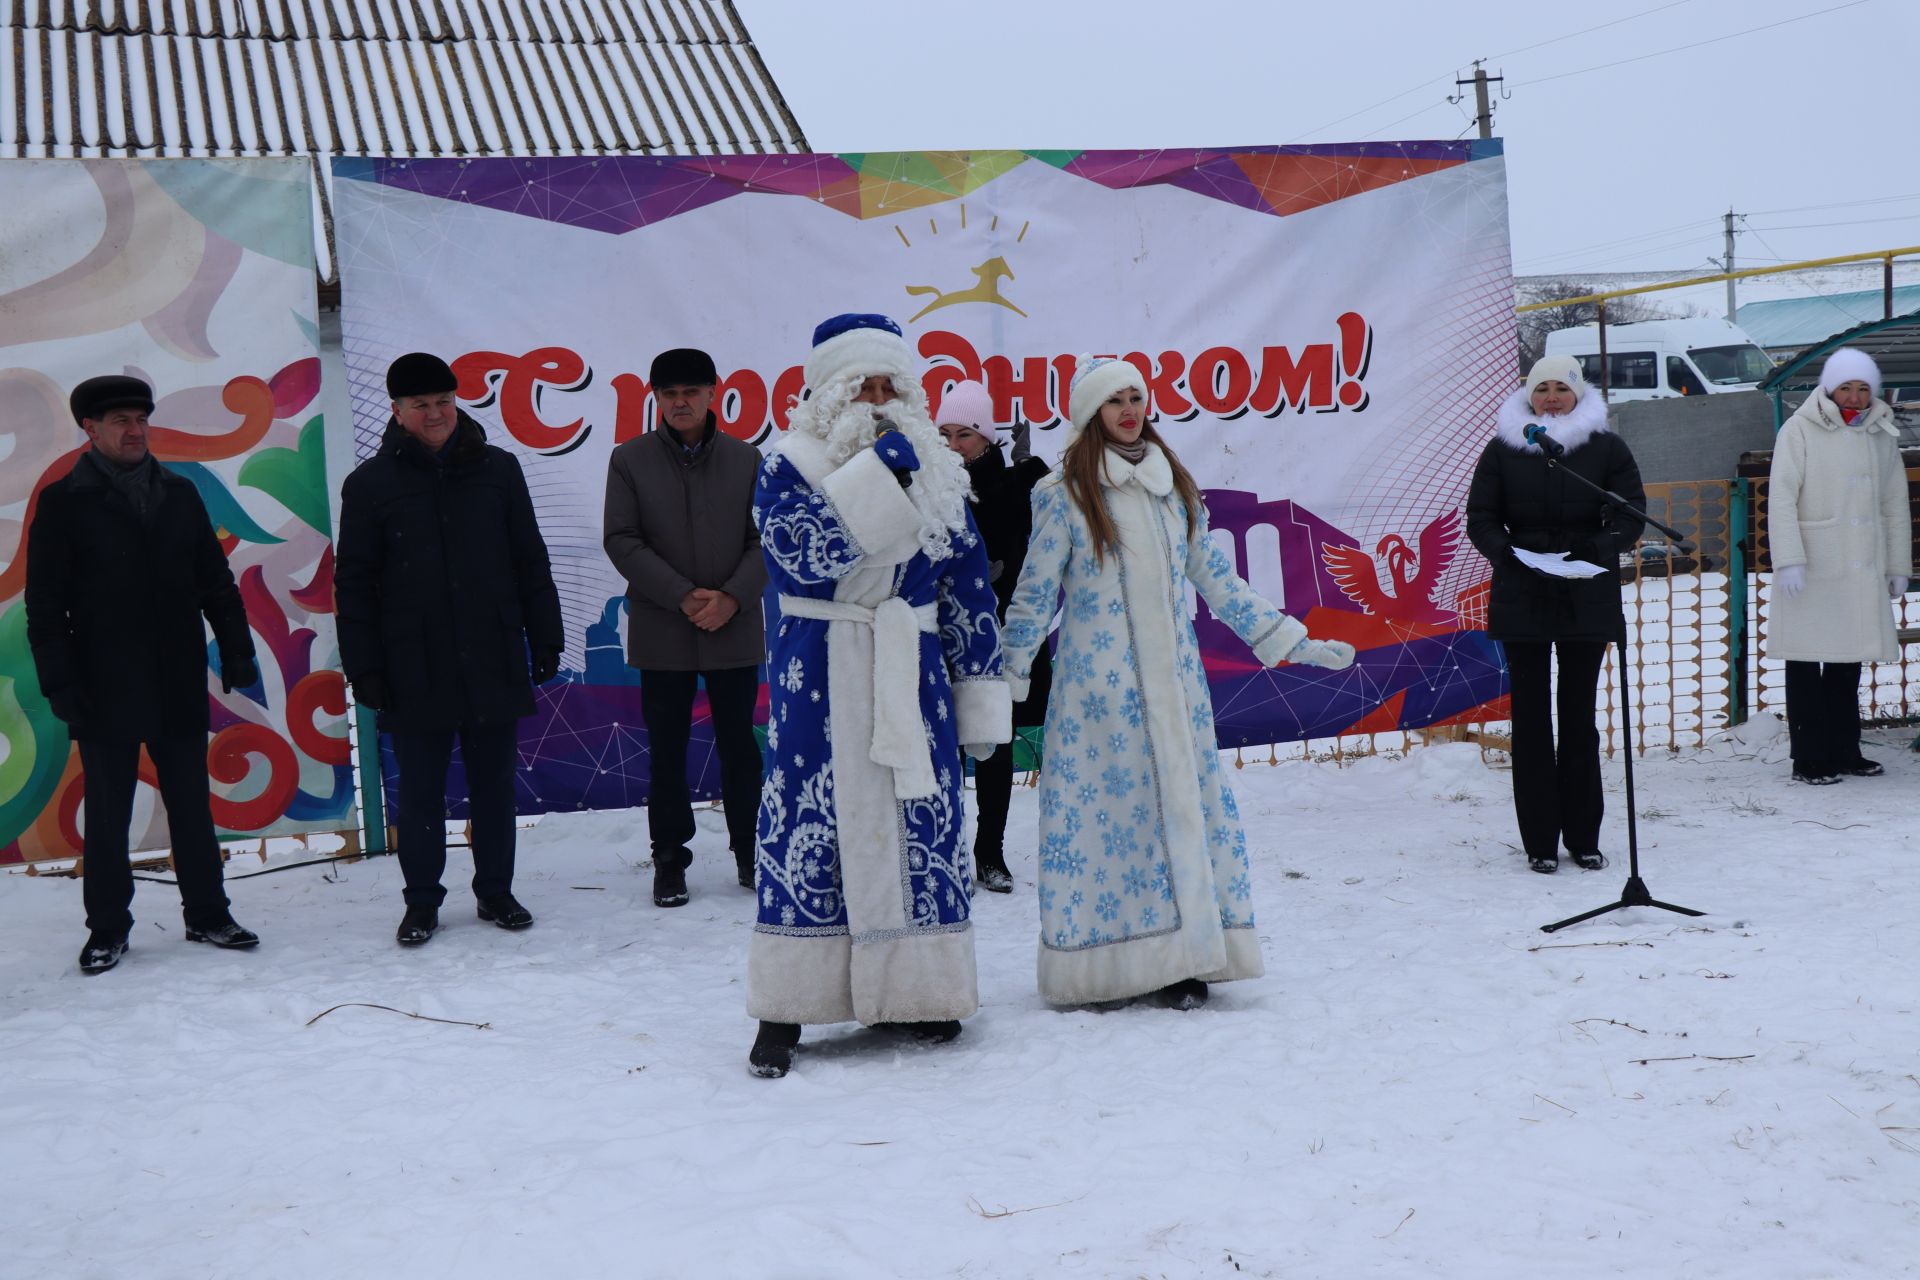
[1467,355,1645,875]
[938,380,1052,893]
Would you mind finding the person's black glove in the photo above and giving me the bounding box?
[352,674,389,711]
[221,653,259,694]
[531,646,561,685]
[47,688,89,726]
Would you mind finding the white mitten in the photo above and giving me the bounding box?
[963,742,995,762]
[1775,564,1806,599]
[1890,576,1910,599]
[1287,638,1356,670]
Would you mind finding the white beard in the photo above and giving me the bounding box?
[788,375,973,561]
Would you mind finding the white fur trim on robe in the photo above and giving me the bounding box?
[817,446,924,565]
[952,676,1012,748]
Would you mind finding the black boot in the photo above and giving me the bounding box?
[1841,756,1884,777]
[974,844,1014,895]
[748,1021,802,1078]
[477,892,534,930]
[735,849,756,891]
[1569,849,1608,871]
[903,1020,963,1043]
[396,905,438,947]
[1160,979,1209,1010]
[1528,852,1559,874]
[185,917,260,949]
[653,848,691,908]
[78,931,129,974]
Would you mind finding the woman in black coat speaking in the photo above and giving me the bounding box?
[1466,355,1646,875]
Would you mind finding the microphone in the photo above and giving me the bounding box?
[875,415,913,488]
[1523,423,1565,458]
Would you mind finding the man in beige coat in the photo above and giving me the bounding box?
[604,348,768,905]
[1765,348,1912,783]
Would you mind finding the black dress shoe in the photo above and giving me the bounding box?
[1840,757,1884,777]
[735,854,756,891]
[476,893,533,930]
[653,852,690,908]
[185,919,260,949]
[1528,853,1559,874]
[1569,849,1609,871]
[1792,769,1841,785]
[1160,979,1209,1010]
[748,1021,802,1078]
[396,906,439,947]
[78,932,129,974]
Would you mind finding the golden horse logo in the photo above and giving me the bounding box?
[904,256,1026,322]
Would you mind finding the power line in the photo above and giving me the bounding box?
[1522,217,1723,269]
[1509,0,1871,88]
[1745,190,1920,217]
[1489,0,1702,60]
[1741,213,1920,232]
[1286,0,1703,142]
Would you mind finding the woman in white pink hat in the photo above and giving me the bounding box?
[938,379,1051,893]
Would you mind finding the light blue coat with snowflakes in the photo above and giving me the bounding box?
[747,432,1011,1026]
[1001,445,1307,1005]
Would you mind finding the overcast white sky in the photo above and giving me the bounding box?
[740,0,1917,281]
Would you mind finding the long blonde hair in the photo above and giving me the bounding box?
[1060,420,1204,567]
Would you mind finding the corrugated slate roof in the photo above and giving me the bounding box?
[2,0,809,280]
[1737,284,1920,351]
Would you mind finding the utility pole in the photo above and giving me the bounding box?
[1723,209,1738,321]
[1452,61,1505,140]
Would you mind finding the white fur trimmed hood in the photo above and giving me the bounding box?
[1494,383,1612,455]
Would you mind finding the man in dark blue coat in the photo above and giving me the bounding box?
[25,374,262,973]
[334,353,564,946]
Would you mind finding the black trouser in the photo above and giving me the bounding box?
[78,735,231,935]
[973,741,1014,863]
[390,722,519,908]
[1503,639,1609,862]
[1783,660,1863,777]
[639,666,763,871]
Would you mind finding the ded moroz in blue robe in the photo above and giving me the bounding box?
[747,432,1011,1026]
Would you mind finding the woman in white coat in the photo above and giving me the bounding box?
[1000,357,1354,1010]
[1766,348,1912,783]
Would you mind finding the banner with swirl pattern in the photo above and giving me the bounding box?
[0,157,354,864]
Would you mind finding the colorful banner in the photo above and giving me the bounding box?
[334,146,1514,816]
[0,157,352,864]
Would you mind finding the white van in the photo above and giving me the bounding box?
[1543,317,1775,401]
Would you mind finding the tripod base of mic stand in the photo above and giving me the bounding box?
[1540,875,1704,934]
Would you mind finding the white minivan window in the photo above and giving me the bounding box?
[1687,344,1773,385]
[1576,352,1659,390]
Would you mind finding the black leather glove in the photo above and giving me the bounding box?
[221,653,260,694]
[531,646,561,685]
[47,688,89,726]
[352,674,389,711]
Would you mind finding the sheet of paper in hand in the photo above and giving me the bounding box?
[1514,548,1610,579]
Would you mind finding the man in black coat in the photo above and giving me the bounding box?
[25,374,263,973]
[334,353,564,946]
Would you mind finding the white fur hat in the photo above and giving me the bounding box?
[1068,355,1147,442]
[805,312,914,395]
[1819,347,1881,398]
[935,379,1001,440]
[1523,353,1587,402]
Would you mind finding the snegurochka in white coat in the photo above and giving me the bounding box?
[999,356,1354,1008]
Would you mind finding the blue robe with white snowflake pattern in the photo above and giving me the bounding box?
[1001,445,1307,1005]
[747,433,1011,1026]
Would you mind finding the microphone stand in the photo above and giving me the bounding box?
[1537,453,1706,934]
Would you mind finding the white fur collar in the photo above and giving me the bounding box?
[1494,384,1612,455]
[1792,386,1898,437]
[1099,445,1174,496]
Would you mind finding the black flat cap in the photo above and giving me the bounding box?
[649,348,719,387]
[69,374,155,425]
[387,352,459,400]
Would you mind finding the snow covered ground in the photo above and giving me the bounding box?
[4,720,1917,1279]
